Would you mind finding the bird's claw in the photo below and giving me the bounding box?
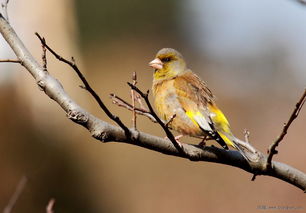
[198,136,210,147]
[198,141,206,147]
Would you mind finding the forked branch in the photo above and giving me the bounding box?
[35,32,131,140]
[266,89,306,169]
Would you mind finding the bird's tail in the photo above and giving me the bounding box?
[218,132,260,162]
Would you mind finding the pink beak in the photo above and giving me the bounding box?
[149,58,163,70]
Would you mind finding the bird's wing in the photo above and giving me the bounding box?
[174,71,234,146]
[174,70,215,104]
[207,104,234,147]
[173,70,215,132]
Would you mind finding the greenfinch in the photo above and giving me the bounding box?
[149,48,257,161]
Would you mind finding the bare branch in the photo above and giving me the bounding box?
[3,175,27,213]
[38,36,48,72]
[110,93,156,122]
[244,129,250,144]
[1,0,9,22]
[165,114,176,128]
[46,198,55,213]
[35,32,131,140]
[0,59,21,64]
[295,0,306,5]
[135,93,147,110]
[245,129,258,181]
[131,72,137,129]
[266,89,306,169]
[1,12,306,192]
[244,129,250,143]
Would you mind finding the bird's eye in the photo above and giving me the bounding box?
[162,57,171,63]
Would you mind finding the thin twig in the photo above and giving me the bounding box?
[165,114,176,128]
[39,36,48,72]
[1,0,9,22]
[127,82,186,155]
[35,32,131,139]
[296,0,306,5]
[266,89,306,169]
[135,93,147,110]
[3,175,27,213]
[244,129,250,143]
[46,198,55,213]
[110,93,156,122]
[251,174,257,181]
[0,59,21,64]
[131,72,137,129]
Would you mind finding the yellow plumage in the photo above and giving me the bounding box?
[149,48,256,161]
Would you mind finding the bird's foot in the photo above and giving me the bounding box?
[198,141,206,147]
[198,136,211,147]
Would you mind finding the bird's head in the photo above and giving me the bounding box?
[149,48,187,81]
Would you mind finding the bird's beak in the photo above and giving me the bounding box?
[149,58,163,70]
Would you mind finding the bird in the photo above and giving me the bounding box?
[149,48,258,162]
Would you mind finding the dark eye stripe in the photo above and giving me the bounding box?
[161,57,171,62]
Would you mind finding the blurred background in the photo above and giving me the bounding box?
[0,0,305,212]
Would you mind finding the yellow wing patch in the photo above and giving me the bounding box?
[208,104,230,131]
[208,104,235,147]
[217,131,234,147]
[185,110,212,132]
[185,111,200,126]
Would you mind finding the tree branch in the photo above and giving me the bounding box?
[3,175,27,213]
[266,89,306,169]
[35,32,131,140]
[131,72,137,129]
[0,0,9,22]
[110,93,157,122]
[38,36,48,72]
[46,198,55,213]
[1,13,306,192]
[0,59,22,64]
[295,0,306,6]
